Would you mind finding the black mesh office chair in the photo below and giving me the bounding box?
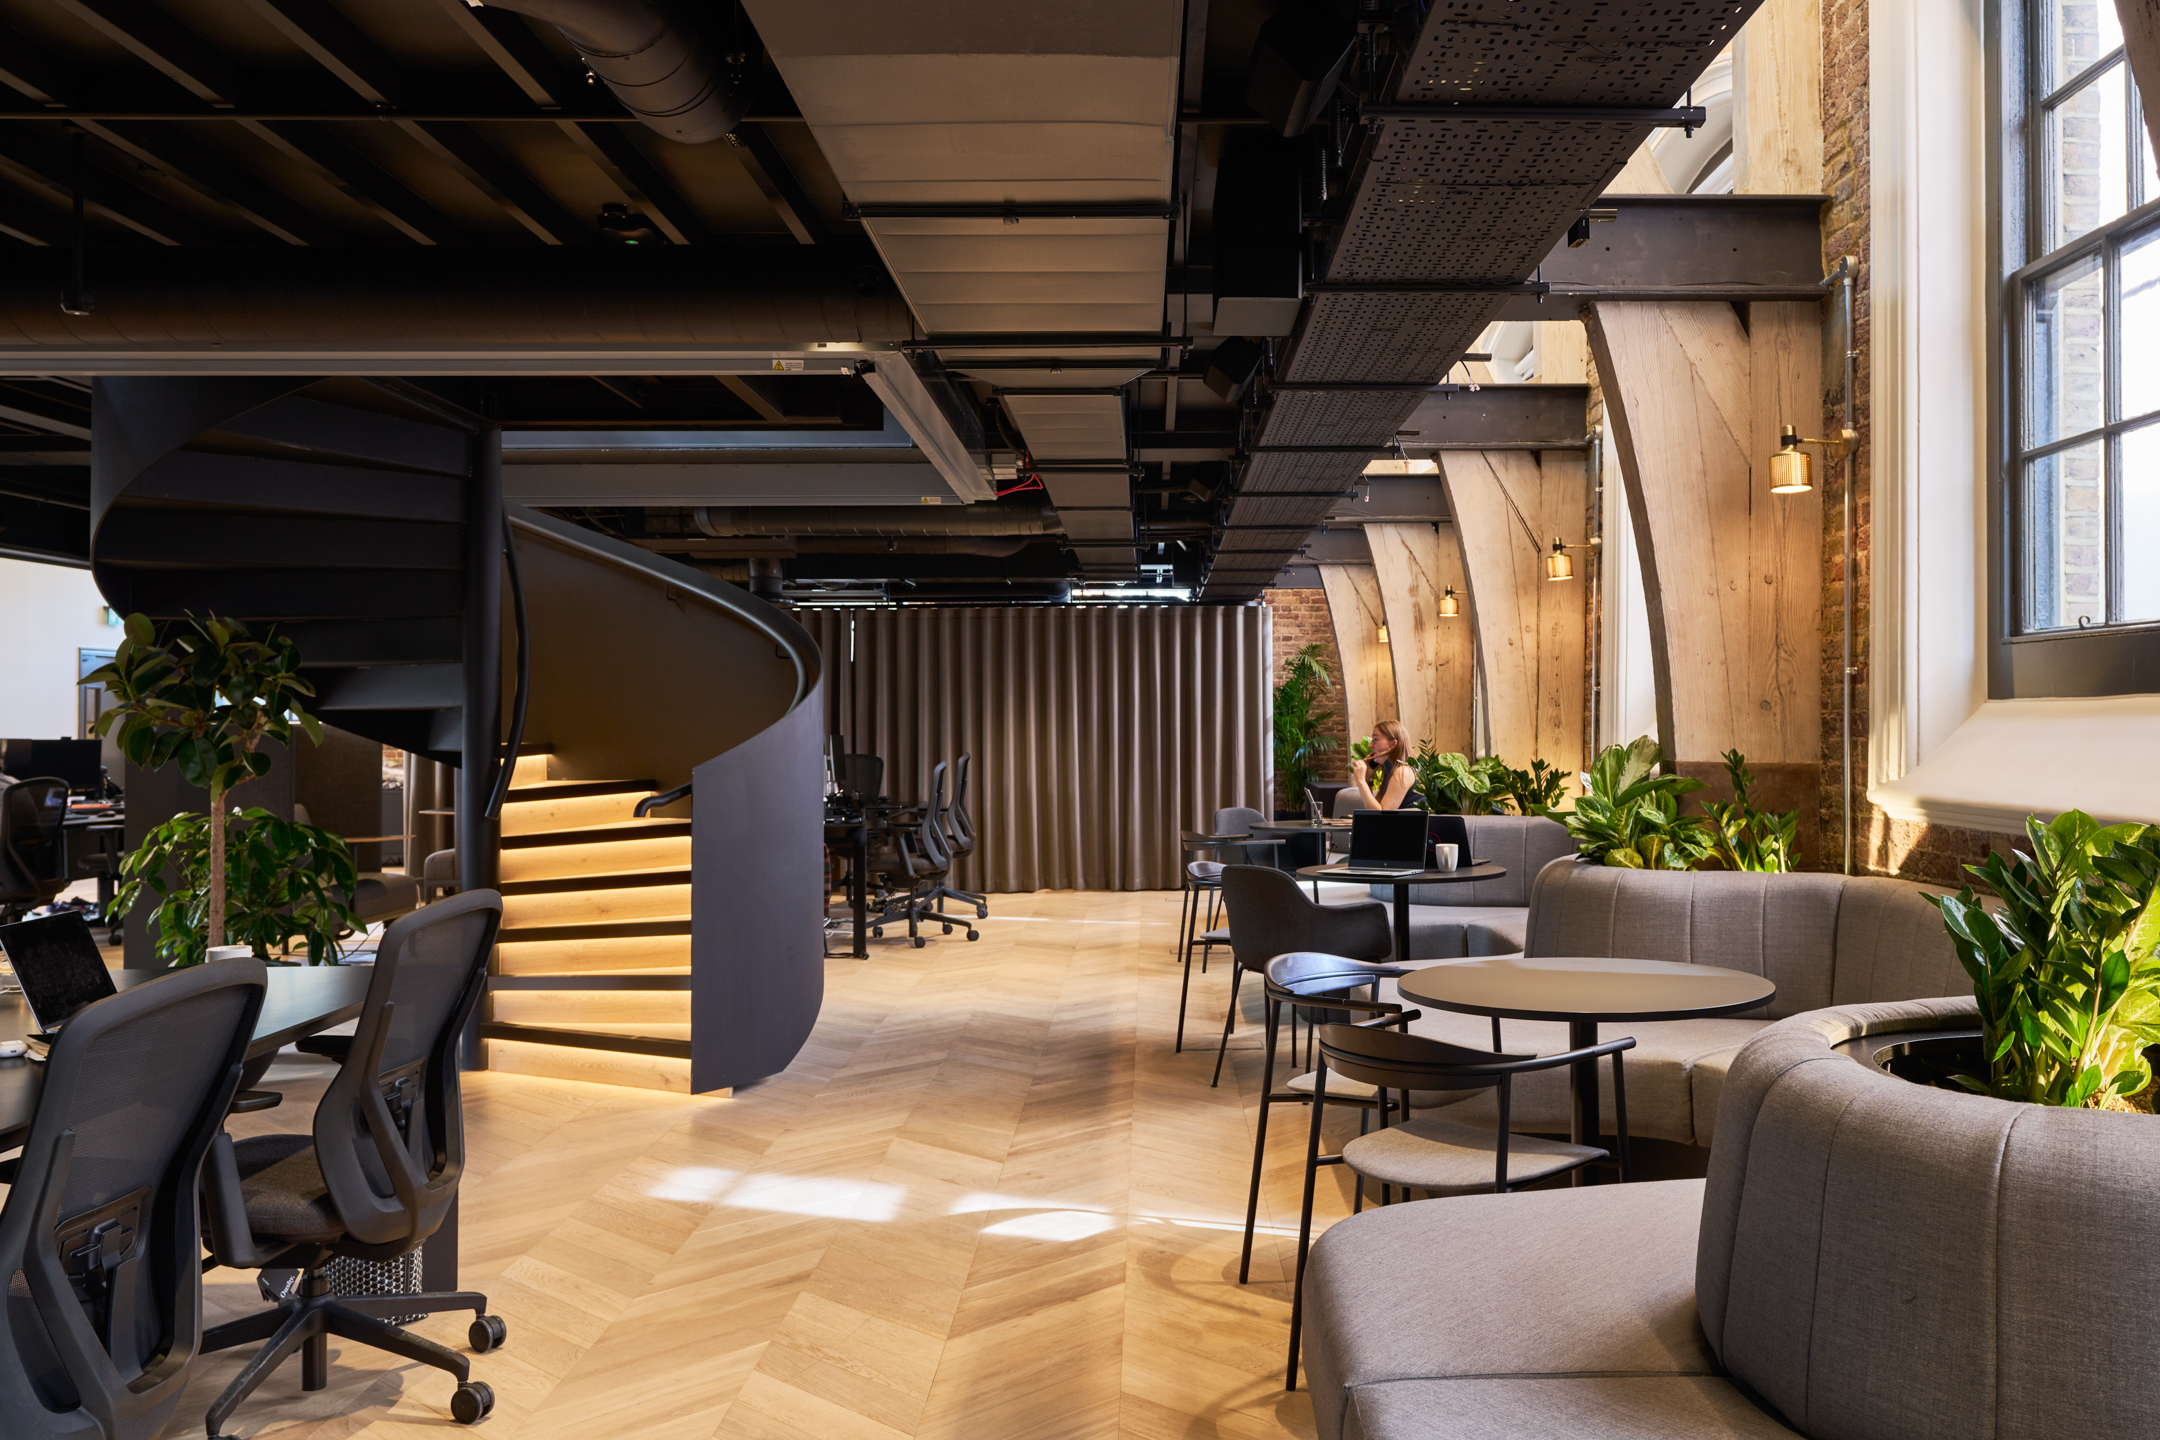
[926,752,988,922]
[863,762,979,947]
[1,777,70,924]
[198,889,508,1437]
[0,957,268,1440]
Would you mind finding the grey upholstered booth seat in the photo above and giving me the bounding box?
[1391,865,1966,1145]
[1304,996,2160,1439]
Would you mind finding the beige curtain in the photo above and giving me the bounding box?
[804,605,1271,892]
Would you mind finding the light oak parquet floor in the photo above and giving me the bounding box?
[164,889,1387,1439]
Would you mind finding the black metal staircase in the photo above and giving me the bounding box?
[89,377,826,1093]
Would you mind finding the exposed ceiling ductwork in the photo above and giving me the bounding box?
[693,503,1060,537]
[477,0,748,144]
[0,249,914,353]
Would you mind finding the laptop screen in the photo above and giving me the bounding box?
[0,911,118,1032]
[1345,809,1428,868]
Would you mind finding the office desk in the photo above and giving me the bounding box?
[0,965,370,1150]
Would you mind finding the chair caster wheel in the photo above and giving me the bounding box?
[451,1380,495,1423]
[966,930,979,941]
[873,928,884,938]
[912,936,926,948]
[975,906,988,919]
[941,923,953,934]
[469,1314,507,1353]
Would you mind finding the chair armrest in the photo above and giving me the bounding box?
[203,1131,280,1269]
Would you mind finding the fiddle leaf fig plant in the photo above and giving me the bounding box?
[83,612,341,961]
[1927,811,2160,1110]
[1701,749,1799,873]
[118,809,361,967]
[1539,735,1712,869]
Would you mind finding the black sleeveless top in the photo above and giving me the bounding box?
[1371,757,1425,810]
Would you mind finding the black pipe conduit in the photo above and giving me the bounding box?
[486,511,530,821]
[0,249,914,347]
[477,0,746,144]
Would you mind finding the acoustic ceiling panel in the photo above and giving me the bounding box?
[1202,0,1760,599]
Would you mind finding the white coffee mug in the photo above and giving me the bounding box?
[1432,843,1459,872]
[206,944,254,962]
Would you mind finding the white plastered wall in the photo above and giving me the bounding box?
[0,557,121,739]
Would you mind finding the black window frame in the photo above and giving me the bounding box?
[1990,0,2160,697]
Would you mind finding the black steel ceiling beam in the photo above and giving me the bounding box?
[0,382,92,439]
[1306,281,1549,296]
[84,121,338,244]
[238,0,402,105]
[844,200,1176,221]
[0,131,220,245]
[0,22,76,106]
[730,125,827,245]
[245,122,460,244]
[404,121,586,245]
[1361,103,1707,127]
[0,191,64,246]
[427,0,712,247]
[905,333,1189,351]
[46,0,236,106]
[0,491,91,565]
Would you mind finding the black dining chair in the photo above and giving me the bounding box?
[1213,866,1391,1087]
[0,957,268,1440]
[1237,950,1441,1285]
[1285,1022,1636,1390]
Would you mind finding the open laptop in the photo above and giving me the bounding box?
[0,911,118,1038]
[1316,809,1429,878]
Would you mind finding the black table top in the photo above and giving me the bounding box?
[1395,955,1777,1023]
[1251,820,1350,835]
[0,965,370,1148]
[1296,861,1508,886]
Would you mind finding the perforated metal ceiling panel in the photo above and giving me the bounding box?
[1201,0,1758,599]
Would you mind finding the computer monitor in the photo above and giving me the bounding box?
[28,739,104,794]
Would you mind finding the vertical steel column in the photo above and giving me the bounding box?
[457,425,504,1042]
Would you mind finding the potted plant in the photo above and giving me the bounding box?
[1537,736,1714,869]
[1407,745,1509,814]
[1272,642,1339,816]
[86,613,362,965]
[1700,749,1799,873]
[1924,811,2160,1111]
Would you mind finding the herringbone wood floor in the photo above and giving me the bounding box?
[169,889,1382,1439]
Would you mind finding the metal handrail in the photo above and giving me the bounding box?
[634,781,692,819]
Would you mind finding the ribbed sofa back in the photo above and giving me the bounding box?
[1697,1000,2160,1438]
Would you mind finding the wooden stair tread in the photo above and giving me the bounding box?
[500,867,692,896]
[502,818,693,848]
[503,779,655,801]
[498,917,693,943]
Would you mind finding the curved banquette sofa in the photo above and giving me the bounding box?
[1384,860,1970,1146]
[1300,996,2160,1439]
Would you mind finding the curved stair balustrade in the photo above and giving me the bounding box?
[87,377,825,1095]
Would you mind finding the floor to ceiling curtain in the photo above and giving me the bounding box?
[803,605,1271,892]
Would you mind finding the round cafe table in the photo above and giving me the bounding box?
[1395,956,1776,1171]
[1295,862,1507,965]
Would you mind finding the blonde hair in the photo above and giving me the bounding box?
[1372,719,1412,763]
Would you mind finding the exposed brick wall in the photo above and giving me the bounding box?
[1820,0,2015,886]
[1262,588,1351,802]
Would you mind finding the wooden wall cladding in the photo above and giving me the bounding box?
[1365,522,1475,754]
[1319,563,1400,752]
[1440,450,1590,772]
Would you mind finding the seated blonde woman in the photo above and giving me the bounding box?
[1345,719,1418,810]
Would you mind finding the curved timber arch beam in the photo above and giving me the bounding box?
[1365,522,1474,756]
[1585,299,1824,860]
[1439,450,1590,773]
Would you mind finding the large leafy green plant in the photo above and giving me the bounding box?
[1701,749,1798,873]
[118,809,361,966]
[1927,811,2160,1109]
[1496,758,1570,816]
[1408,745,1509,814]
[1539,735,1712,869]
[84,613,337,958]
[1272,642,1340,809]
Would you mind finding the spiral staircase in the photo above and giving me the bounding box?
[88,376,826,1094]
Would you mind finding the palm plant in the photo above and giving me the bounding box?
[1272,642,1340,811]
[1928,812,2160,1109]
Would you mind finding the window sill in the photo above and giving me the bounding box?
[1868,694,2160,833]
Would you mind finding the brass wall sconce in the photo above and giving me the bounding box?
[1545,535,1599,581]
[1437,585,1460,617]
[1768,423,1856,494]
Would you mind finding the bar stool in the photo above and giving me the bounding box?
[1175,856,1231,1053]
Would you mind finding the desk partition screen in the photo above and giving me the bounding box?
[806,605,1271,891]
